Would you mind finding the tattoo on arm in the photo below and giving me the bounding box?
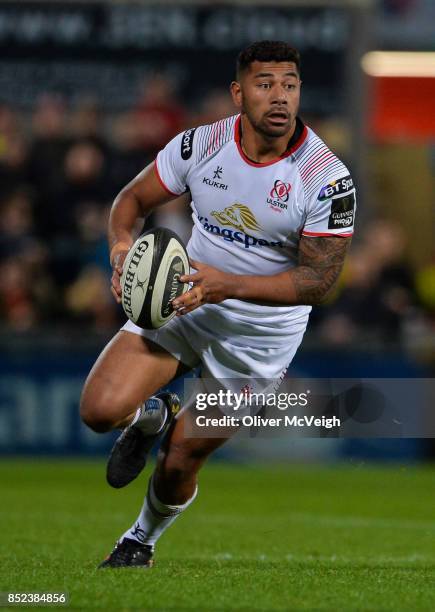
[291,235,351,305]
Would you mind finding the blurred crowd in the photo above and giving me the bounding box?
[1,76,434,350]
[310,219,434,350]
[0,78,237,332]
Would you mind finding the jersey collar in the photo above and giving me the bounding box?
[234,115,308,167]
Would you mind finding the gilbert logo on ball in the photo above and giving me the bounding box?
[121,228,189,329]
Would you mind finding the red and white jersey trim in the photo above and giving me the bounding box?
[302,230,353,238]
[233,115,308,167]
[154,157,179,197]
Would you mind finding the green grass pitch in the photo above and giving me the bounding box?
[1,459,435,611]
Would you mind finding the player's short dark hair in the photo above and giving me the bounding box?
[236,40,300,78]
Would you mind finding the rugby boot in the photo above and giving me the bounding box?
[98,538,154,569]
[106,391,180,489]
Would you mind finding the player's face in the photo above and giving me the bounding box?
[231,61,301,138]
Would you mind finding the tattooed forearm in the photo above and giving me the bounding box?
[218,235,351,307]
[290,235,351,305]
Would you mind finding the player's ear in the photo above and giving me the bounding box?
[230,81,242,108]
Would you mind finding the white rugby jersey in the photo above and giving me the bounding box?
[154,114,356,348]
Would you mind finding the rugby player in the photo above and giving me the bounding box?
[80,40,356,568]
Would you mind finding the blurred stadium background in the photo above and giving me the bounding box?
[2,2,435,609]
[1,0,434,464]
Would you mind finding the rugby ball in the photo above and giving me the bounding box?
[120,228,189,329]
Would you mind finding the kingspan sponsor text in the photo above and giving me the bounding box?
[197,216,284,249]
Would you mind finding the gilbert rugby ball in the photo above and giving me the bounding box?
[120,228,189,329]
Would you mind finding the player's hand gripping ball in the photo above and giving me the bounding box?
[120,228,189,329]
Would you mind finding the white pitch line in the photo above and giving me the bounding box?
[210,553,434,564]
[284,553,433,564]
[198,513,435,532]
[288,512,435,532]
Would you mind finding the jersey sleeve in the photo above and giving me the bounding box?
[154,127,197,196]
[302,172,356,237]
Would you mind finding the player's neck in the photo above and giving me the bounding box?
[240,115,296,163]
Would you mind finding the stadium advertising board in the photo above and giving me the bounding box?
[0,2,350,113]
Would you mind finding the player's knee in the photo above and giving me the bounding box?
[80,400,112,433]
[79,389,121,433]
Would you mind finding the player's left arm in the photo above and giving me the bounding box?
[172,234,351,314]
[287,234,352,304]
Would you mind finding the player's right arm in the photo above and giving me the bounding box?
[109,127,194,302]
[108,162,178,303]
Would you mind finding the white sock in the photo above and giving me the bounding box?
[130,397,167,435]
[122,475,198,549]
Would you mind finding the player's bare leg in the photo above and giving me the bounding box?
[81,330,190,489]
[154,409,229,504]
[80,330,187,432]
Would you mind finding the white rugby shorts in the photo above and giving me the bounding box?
[121,304,305,391]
